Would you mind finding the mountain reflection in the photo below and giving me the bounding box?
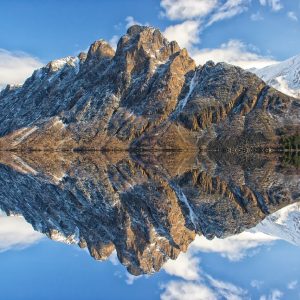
[0,151,299,275]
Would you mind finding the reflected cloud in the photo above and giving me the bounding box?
[162,239,248,299]
[161,272,248,300]
[287,280,298,290]
[161,281,217,300]
[251,280,264,290]
[163,251,201,281]
[260,289,283,300]
[0,212,43,252]
[190,232,277,261]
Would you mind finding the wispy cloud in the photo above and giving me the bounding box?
[251,280,264,289]
[259,0,283,12]
[260,289,283,300]
[161,280,217,300]
[207,0,250,26]
[160,0,276,70]
[287,280,298,290]
[0,49,43,89]
[287,11,298,22]
[191,39,278,69]
[161,269,248,300]
[161,229,280,300]
[161,0,250,25]
[125,16,142,28]
[251,11,264,21]
[160,0,218,20]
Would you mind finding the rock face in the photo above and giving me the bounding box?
[0,151,299,275]
[254,54,300,99]
[0,25,299,151]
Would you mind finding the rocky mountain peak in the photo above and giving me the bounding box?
[45,56,79,73]
[0,25,299,151]
[115,25,182,72]
[86,39,115,61]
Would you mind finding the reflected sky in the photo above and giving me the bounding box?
[0,212,299,300]
[0,150,299,299]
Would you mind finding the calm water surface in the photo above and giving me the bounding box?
[0,151,299,300]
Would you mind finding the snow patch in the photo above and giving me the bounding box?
[171,182,197,228]
[13,126,38,145]
[173,72,197,116]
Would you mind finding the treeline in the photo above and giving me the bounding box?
[281,135,300,151]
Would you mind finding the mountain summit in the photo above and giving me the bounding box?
[0,25,299,151]
[254,54,300,99]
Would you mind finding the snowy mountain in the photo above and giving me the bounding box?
[252,202,300,246]
[254,54,300,98]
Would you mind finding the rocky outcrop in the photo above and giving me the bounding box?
[0,151,298,275]
[0,25,299,151]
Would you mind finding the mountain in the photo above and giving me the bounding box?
[252,202,300,246]
[0,25,299,151]
[0,150,299,275]
[254,54,300,99]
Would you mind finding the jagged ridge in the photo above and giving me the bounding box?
[0,25,299,151]
[0,151,299,275]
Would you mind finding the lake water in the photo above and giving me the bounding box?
[0,151,299,300]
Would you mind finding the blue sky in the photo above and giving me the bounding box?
[0,0,300,87]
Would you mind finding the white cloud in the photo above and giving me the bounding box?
[160,0,249,25]
[163,251,201,280]
[160,0,250,48]
[207,275,247,299]
[0,49,43,89]
[161,1,276,70]
[161,275,247,300]
[109,16,149,51]
[163,20,201,49]
[260,289,283,300]
[287,11,298,22]
[287,280,298,290]
[191,39,278,69]
[126,273,142,285]
[207,0,249,26]
[251,11,264,21]
[109,35,119,51]
[190,232,277,261]
[259,0,283,11]
[0,213,43,252]
[251,280,264,289]
[161,281,217,300]
[108,250,119,265]
[160,0,218,20]
[125,16,142,29]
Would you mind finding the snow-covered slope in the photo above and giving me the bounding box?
[251,202,300,246]
[254,54,300,98]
